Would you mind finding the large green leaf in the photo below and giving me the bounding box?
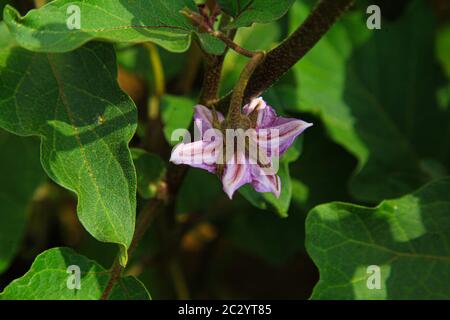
[290,1,450,202]
[0,247,150,300]
[3,0,225,54]
[217,0,252,17]
[0,24,137,265]
[0,130,45,274]
[224,0,294,29]
[306,177,450,299]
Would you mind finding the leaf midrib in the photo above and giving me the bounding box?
[46,53,122,244]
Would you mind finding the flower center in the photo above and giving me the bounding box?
[220,115,252,131]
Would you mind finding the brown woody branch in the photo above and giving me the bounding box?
[215,0,355,111]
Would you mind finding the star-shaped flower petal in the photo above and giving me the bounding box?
[170,97,312,199]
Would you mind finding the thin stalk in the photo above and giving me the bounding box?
[199,54,225,106]
[181,8,256,58]
[227,52,265,123]
[144,43,168,153]
[145,43,165,120]
[199,16,235,107]
[211,30,256,58]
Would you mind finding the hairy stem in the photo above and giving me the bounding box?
[216,0,355,109]
[100,259,121,300]
[199,55,225,106]
[199,16,236,106]
[227,52,265,123]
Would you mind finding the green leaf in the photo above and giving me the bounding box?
[196,32,227,55]
[306,177,450,299]
[160,94,195,146]
[0,130,45,273]
[0,16,11,44]
[0,247,150,300]
[0,26,137,265]
[224,0,294,29]
[131,148,166,199]
[3,0,225,54]
[290,0,450,202]
[217,0,252,17]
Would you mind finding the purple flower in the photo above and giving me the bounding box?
[170,97,312,199]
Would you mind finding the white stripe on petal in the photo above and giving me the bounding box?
[222,152,251,199]
[202,139,223,166]
[261,119,313,155]
[170,140,218,173]
[170,140,204,164]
